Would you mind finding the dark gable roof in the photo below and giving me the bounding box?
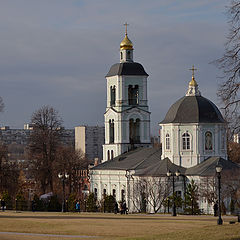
[106,62,148,77]
[135,158,186,177]
[161,96,225,124]
[185,157,240,176]
[92,147,161,171]
[92,148,240,177]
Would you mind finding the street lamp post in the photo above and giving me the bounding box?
[167,170,180,216]
[216,165,223,225]
[58,172,69,212]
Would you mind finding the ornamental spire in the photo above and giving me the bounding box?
[186,65,201,96]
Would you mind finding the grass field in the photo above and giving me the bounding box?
[0,211,239,240]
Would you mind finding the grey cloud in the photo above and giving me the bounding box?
[0,0,229,134]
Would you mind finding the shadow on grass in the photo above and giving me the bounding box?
[0,214,221,222]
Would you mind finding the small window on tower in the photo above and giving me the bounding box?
[166,133,170,150]
[120,52,123,60]
[182,132,190,150]
[127,51,131,59]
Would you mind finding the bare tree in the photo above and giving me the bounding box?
[54,146,88,195]
[145,177,170,213]
[0,143,19,197]
[28,105,63,194]
[199,177,217,205]
[214,1,240,138]
[131,177,170,213]
[131,178,147,213]
[0,97,4,113]
[228,141,240,163]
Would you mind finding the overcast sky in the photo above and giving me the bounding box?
[0,0,230,135]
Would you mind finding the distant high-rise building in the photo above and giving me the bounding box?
[24,123,35,130]
[0,125,74,146]
[75,126,104,162]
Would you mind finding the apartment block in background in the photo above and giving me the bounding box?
[75,126,104,162]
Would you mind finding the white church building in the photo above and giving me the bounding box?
[89,28,240,214]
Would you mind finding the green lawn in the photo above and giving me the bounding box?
[0,211,239,240]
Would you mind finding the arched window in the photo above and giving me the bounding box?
[107,150,110,161]
[205,131,213,150]
[128,85,139,105]
[135,118,140,143]
[121,189,125,201]
[111,150,114,159]
[127,51,131,59]
[94,188,97,199]
[182,132,190,150]
[129,118,140,144]
[221,131,225,150]
[166,133,170,150]
[120,52,123,60]
[110,86,116,106]
[103,189,106,198]
[112,189,116,198]
[109,119,114,143]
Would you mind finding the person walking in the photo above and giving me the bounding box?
[122,201,127,214]
[76,201,80,213]
[1,199,5,211]
[114,202,119,214]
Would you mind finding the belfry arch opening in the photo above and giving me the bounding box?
[110,86,116,106]
[129,118,140,144]
[128,85,139,105]
[109,119,114,143]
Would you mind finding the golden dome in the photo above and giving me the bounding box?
[189,76,198,87]
[120,34,133,50]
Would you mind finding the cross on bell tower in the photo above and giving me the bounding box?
[124,22,129,35]
[120,23,133,62]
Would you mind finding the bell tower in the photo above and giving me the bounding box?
[102,24,151,162]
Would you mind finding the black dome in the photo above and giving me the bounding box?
[161,96,225,124]
[106,62,148,77]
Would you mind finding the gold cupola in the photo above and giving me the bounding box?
[189,75,198,87]
[189,65,198,87]
[186,65,201,96]
[120,23,133,50]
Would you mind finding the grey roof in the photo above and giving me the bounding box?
[161,96,225,124]
[135,158,186,177]
[106,62,148,77]
[185,157,240,176]
[92,147,161,171]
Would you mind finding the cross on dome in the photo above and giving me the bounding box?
[189,65,197,79]
[186,64,201,96]
[124,22,129,35]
